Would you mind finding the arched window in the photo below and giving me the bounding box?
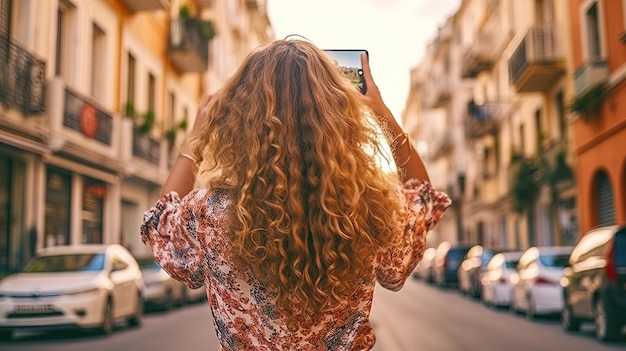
[594,171,615,226]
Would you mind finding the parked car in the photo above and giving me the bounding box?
[458,245,510,298]
[432,242,471,288]
[137,257,186,311]
[412,247,437,282]
[480,251,523,308]
[561,224,626,342]
[0,244,144,340]
[510,246,572,319]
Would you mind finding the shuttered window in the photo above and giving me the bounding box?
[596,171,616,226]
[0,0,10,34]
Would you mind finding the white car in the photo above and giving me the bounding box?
[0,244,144,340]
[137,257,206,310]
[480,251,523,308]
[510,246,572,319]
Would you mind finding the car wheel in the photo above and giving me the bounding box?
[98,299,114,335]
[561,304,581,332]
[525,295,536,320]
[595,298,621,342]
[128,292,143,328]
[0,329,12,341]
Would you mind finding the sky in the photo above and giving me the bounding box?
[266,0,462,121]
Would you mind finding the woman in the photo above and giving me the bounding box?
[141,39,450,350]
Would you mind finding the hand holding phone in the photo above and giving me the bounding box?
[323,49,368,94]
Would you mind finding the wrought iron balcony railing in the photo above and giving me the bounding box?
[0,32,46,114]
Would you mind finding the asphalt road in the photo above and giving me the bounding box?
[2,279,625,351]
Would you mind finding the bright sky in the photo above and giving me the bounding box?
[266,0,462,122]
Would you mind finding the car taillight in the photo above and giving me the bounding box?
[606,240,617,283]
[534,276,556,285]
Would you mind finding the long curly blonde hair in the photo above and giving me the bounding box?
[189,39,404,329]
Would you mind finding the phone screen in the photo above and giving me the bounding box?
[323,49,368,94]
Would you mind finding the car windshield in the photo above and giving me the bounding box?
[21,253,105,273]
[137,258,161,270]
[539,254,570,267]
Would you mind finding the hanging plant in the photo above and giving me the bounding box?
[568,82,607,122]
[165,118,188,148]
[511,155,541,213]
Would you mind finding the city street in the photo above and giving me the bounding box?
[2,279,625,351]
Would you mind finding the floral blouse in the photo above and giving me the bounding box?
[140,178,451,351]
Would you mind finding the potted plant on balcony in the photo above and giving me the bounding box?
[124,101,155,134]
[165,118,188,149]
[178,5,216,41]
[568,82,606,122]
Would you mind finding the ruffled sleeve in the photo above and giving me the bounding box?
[375,178,452,291]
[140,189,208,289]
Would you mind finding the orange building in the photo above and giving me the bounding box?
[569,0,626,232]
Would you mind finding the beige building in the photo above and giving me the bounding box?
[0,0,272,272]
[403,0,578,250]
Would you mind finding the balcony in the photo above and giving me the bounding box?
[47,78,122,170]
[423,75,452,108]
[431,130,453,160]
[120,118,169,185]
[168,18,210,73]
[465,101,502,139]
[461,31,503,78]
[119,0,169,13]
[508,24,566,93]
[0,32,46,115]
[574,59,608,96]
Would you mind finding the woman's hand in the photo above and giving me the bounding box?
[360,53,394,126]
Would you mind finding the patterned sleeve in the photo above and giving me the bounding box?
[375,178,452,291]
[140,189,208,289]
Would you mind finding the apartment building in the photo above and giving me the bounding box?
[404,0,579,249]
[569,0,626,232]
[0,0,272,273]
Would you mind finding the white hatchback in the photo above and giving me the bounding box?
[510,246,572,319]
[0,244,144,340]
[480,251,523,308]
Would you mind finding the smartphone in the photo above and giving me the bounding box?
[323,49,368,94]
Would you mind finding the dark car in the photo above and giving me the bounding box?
[433,242,471,288]
[458,245,510,298]
[561,224,626,342]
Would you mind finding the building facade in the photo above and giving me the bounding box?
[403,0,580,250]
[0,0,272,273]
[569,0,626,232]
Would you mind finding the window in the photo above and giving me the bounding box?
[595,171,616,226]
[583,1,604,60]
[55,1,75,80]
[168,91,176,130]
[147,72,156,113]
[0,0,10,34]
[126,52,136,110]
[45,167,72,247]
[534,108,542,149]
[90,22,105,101]
[82,177,105,244]
[534,0,554,24]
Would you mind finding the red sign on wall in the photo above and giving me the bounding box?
[80,103,98,138]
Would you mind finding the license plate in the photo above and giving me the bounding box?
[14,304,55,313]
